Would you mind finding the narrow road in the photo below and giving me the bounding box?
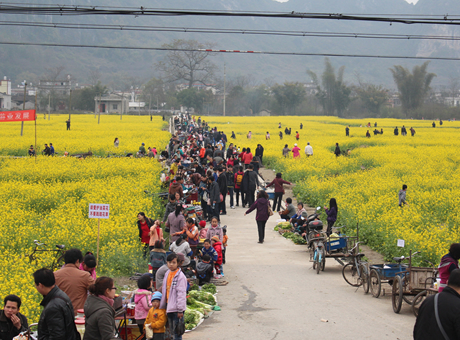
[184,204,415,340]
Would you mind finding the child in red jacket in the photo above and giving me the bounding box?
[211,236,223,277]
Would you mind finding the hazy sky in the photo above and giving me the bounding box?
[274,0,418,3]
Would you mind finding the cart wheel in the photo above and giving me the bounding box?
[321,249,326,272]
[342,263,361,287]
[412,291,427,317]
[360,264,369,294]
[392,276,404,313]
[369,269,381,298]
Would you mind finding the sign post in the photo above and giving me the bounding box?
[88,203,110,265]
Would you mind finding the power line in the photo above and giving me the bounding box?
[1,19,460,41]
[1,40,459,61]
[1,4,460,25]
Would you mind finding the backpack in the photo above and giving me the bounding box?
[236,173,243,186]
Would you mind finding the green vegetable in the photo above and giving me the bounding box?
[184,309,203,331]
[201,283,217,294]
[189,291,217,306]
[189,283,199,291]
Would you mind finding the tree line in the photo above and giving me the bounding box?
[21,39,460,119]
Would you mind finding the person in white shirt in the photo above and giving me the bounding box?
[305,142,313,157]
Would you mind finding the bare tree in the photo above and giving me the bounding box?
[88,68,102,86]
[45,66,65,81]
[155,39,217,88]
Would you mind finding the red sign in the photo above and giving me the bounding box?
[0,110,36,122]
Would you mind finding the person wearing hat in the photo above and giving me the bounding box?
[292,143,301,159]
[305,142,313,157]
[139,143,146,156]
[144,291,166,340]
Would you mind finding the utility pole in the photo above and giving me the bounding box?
[149,95,152,120]
[68,89,72,120]
[223,63,226,117]
[20,81,27,136]
[98,93,101,124]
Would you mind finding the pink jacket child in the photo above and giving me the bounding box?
[292,144,301,158]
[134,289,152,320]
[159,269,187,313]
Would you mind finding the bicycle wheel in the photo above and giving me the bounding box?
[321,249,326,272]
[412,290,427,317]
[316,249,321,274]
[392,275,404,313]
[52,254,65,271]
[312,249,317,270]
[342,263,361,287]
[369,269,382,298]
[360,263,369,294]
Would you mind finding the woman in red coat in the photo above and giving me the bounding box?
[266,173,292,212]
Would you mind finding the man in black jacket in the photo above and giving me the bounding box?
[255,144,264,165]
[34,268,79,340]
[242,165,260,207]
[207,176,221,221]
[217,167,228,215]
[0,295,28,340]
[414,268,460,340]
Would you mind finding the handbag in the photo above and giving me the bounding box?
[268,204,274,217]
[219,193,224,202]
[175,316,186,336]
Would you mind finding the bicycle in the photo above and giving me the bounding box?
[307,228,327,274]
[27,240,66,271]
[342,242,370,293]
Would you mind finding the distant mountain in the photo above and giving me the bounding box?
[1,0,459,88]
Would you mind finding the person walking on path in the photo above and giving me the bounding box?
[266,173,292,212]
[438,243,460,293]
[398,184,408,207]
[234,166,244,207]
[292,144,301,159]
[304,142,313,157]
[413,268,460,340]
[324,198,338,236]
[217,167,228,215]
[334,143,341,157]
[138,212,154,258]
[255,144,264,165]
[166,204,186,244]
[242,164,260,207]
[245,191,271,244]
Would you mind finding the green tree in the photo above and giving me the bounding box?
[355,83,388,115]
[246,85,269,115]
[73,82,107,111]
[141,77,165,109]
[156,39,217,88]
[390,61,436,114]
[176,88,212,112]
[307,58,352,117]
[271,82,306,115]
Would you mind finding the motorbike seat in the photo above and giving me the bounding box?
[56,244,65,249]
[393,256,404,262]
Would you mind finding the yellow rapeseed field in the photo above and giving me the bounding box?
[206,116,460,265]
[0,114,170,322]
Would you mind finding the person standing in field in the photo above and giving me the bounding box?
[66,119,70,130]
[279,131,283,140]
[399,184,408,207]
[345,126,350,136]
[334,143,341,157]
[114,138,119,147]
[304,142,313,157]
[295,131,300,141]
[410,127,416,136]
[300,123,303,129]
[292,143,301,159]
[282,144,291,157]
